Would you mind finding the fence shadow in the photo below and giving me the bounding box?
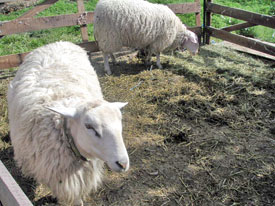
[90,49,154,77]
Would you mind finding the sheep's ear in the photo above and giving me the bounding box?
[45,106,77,118]
[112,102,128,110]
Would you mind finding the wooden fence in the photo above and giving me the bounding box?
[203,0,275,58]
[0,0,202,70]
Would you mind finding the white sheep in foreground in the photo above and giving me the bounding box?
[7,41,130,206]
[93,0,199,75]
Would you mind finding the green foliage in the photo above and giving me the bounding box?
[269,2,275,15]
[237,27,256,38]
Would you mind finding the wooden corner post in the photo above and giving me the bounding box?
[194,0,202,44]
[203,0,212,44]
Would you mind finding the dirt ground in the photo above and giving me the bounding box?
[0,44,275,206]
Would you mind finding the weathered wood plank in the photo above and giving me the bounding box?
[0,160,33,206]
[77,0,89,42]
[221,22,256,32]
[204,0,212,44]
[0,53,28,70]
[0,12,94,36]
[206,2,275,29]
[167,2,200,14]
[221,41,275,61]
[221,15,275,32]
[0,41,99,69]
[206,26,275,56]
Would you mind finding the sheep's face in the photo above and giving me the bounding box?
[77,102,129,172]
[182,30,199,55]
[47,102,129,172]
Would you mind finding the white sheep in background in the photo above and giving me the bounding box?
[7,41,129,206]
[93,0,199,74]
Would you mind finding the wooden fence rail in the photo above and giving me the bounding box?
[0,160,33,206]
[16,0,59,20]
[0,12,94,36]
[221,22,257,32]
[206,27,275,55]
[203,0,275,58]
[205,2,275,29]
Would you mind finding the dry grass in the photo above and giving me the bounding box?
[0,44,275,206]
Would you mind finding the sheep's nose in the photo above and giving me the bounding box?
[116,161,127,170]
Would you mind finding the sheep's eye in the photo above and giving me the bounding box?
[85,124,100,138]
[85,123,93,129]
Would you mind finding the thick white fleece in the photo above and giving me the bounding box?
[8,41,104,205]
[94,0,188,54]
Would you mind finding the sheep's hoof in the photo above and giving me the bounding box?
[157,64,163,69]
[104,68,112,75]
[106,71,112,75]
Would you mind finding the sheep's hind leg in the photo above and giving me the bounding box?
[145,50,152,67]
[103,53,112,75]
[110,53,117,64]
[156,53,163,69]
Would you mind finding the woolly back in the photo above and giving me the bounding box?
[13,41,102,106]
[94,0,183,49]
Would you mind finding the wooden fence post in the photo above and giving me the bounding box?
[194,0,201,44]
[204,0,212,44]
[77,0,89,43]
[195,0,201,26]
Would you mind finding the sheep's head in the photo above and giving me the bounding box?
[47,102,129,172]
[181,30,199,55]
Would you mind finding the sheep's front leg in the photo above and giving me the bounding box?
[145,50,152,67]
[156,53,162,69]
[103,53,112,75]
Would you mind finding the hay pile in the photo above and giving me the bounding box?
[0,44,275,205]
